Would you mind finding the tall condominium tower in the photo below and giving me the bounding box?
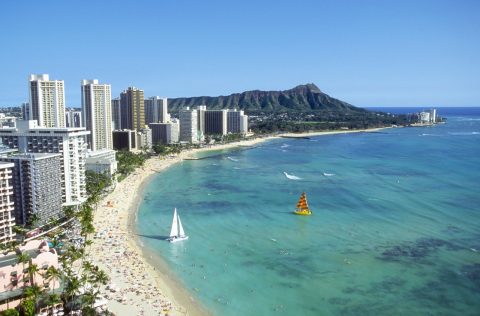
[149,120,179,145]
[196,106,206,141]
[179,107,198,143]
[145,96,169,124]
[0,162,15,245]
[29,74,66,128]
[120,87,145,131]
[111,98,122,130]
[205,110,227,135]
[81,80,113,151]
[0,120,90,206]
[227,109,249,134]
[65,109,82,127]
[0,153,63,226]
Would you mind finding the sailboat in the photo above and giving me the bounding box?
[293,192,312,215]
[167,208,189,243]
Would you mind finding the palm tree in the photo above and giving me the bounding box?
[93,269,109,288]
[45,293,61,312]
[16,251,30,287]
[63,275,82,311]
[45,266,62,294]
[26,263,39,286]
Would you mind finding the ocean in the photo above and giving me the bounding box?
[137,107,480,316]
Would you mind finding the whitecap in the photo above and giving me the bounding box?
[283,172,302,180]
[227,156,239,162]
[419,133,441,137]
[323,172,335,177]
[448,132,480,136]
[280,144,290,148]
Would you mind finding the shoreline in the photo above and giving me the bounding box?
[89,127,389,315]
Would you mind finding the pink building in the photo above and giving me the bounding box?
[0,240,60,311]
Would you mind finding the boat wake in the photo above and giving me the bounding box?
[227,156,239,162]
[323,172,335,177]
[283,172,302,180]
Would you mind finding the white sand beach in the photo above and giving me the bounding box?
[88,128,388,315]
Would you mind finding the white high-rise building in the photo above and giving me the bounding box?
[0,162,15,245]
[0,153,63,226]
[145,96,169,124]
[111,98,122,130]
[65,109,82,127]
[81,80,113,151]
[179,107,199,143]
[227,109,248,134]
[29,74,66,128]
[149,120,180,145]
[205,110,228,136]
[0,120,90,206]
[196,106,206,142]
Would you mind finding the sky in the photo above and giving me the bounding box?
[0,0,479,107]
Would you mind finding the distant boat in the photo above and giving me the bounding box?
[293,192,312,216]
[167,208,189,243]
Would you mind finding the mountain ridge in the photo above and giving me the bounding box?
[168,84,366,112]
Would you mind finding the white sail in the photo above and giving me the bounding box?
[169,208,179,237]
[178,215,185,237]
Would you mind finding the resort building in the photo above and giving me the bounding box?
[86,149,117,178]
[0,120,90,206]
[145,96,169,124]
[205,110,227,136]
[179,107,198,143]
[0,153,62,226]
[149,120,180,145]
[28,74,66,128]
[81,80,113,151]
[418,109,437,124]
[0,162,15,245]
[196,106,206,142]
[136,128,152,150]
[227,109,248,134]
[120,87,145,131]
[0,240,60,311]
[111,98,122,130]
[112,130,136,151]
[65,108,82,128]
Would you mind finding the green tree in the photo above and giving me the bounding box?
[23,285,43,314]
[0,308,19,316]
[45,266,62,294]
[63,275,82,310]
[16,252,30,285]
[20,299,35,316]
[26,263,39,286]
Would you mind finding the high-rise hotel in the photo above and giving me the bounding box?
[145,96,169,124]
[0,162,15,244]
[81,80,113,151]
[0,153,63,226]
[120,87,145,131]
[0,121,89,207]
[28,74,66,128]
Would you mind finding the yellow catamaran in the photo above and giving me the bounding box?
[293,192,312,215]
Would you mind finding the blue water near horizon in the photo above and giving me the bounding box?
[137,107,480,315]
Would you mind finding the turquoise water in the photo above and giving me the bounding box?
[138,111,480,315]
